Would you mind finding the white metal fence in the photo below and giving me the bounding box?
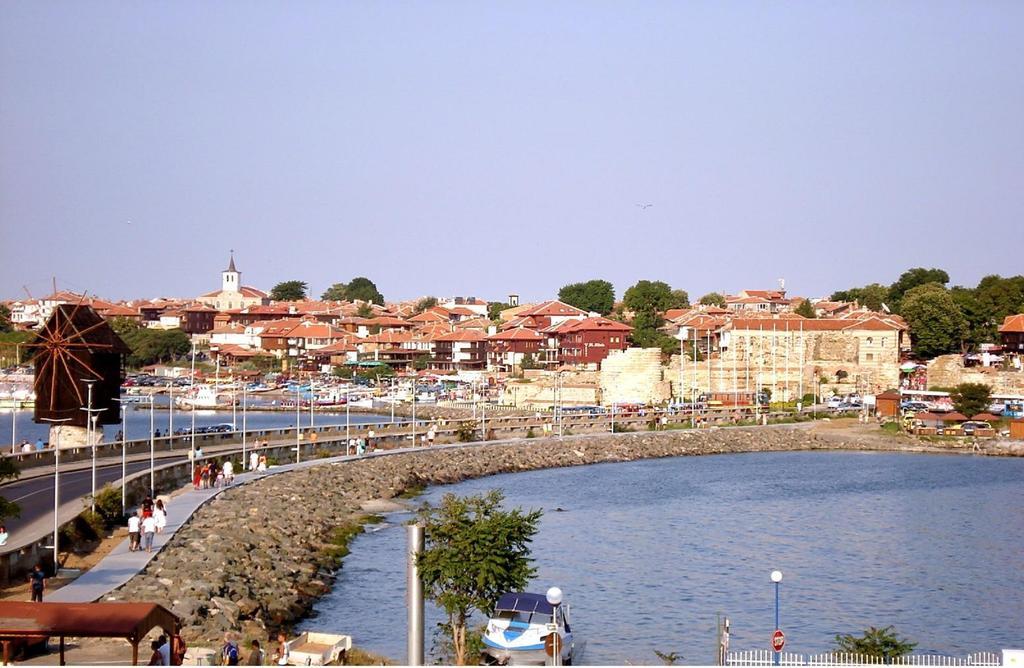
[726,650,1003,666]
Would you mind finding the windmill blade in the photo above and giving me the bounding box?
[55,348,86,406]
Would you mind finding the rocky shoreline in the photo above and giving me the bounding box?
[105,425,1017,647]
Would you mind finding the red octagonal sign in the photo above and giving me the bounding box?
[772,630,786,652]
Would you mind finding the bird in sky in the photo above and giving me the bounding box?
[636,203,653,210]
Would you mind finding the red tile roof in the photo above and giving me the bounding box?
[434,330,488,342]
[518,300,588,318]
[558,316,632,333]
[488,328,544,341]
[998,314,1024,333]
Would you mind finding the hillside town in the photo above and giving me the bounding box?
[4,255,1023,411]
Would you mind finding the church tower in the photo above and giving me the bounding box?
[222,252,240,293]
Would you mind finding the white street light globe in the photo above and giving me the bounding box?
[546,586,563,606]
[770,570,783,583]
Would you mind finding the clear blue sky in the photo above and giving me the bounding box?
[2,1,1022,304]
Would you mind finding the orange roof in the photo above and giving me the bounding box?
[434,330,487,342]
[409,309,450,323]
[727,317,902,332]
[488,328,544,341]
[366,315,411,327]
[362,331,415,344]
[559,316,632,333]
[999,314,1024,333]
[519,300,588,318]
[454,317,491,330]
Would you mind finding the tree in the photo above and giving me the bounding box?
[794,299,817,318]
[950,382,992,418]
[900,283,967,358]
[889,267,950,310]
[630,308,680,355]
[623,280,678,313]
[414,296,438,315]
[699,292,726,307]
[0,305,11,333]
[120,327,191,368]
[321,277,384,305]
[834,626,916,661]
[830,283,889,312]
[950,287,989,350]
[0,456,20,522]
[355,302,374,318]
[270,280,308,301]
[558,279,615,315]
[417,490,542,665]
[669,289,690,309]
[487,302,507,321]
[0,330,34,366]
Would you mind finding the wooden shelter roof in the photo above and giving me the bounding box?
[0,601,178,641]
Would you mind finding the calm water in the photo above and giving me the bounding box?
[2,402,395,447]
[301,451,1024,665]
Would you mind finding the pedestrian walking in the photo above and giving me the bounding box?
[222,459,234,485]
[193,465,202,490]
[200,463,211,489]
[141,496,154,518]
[273,632,289,666]
[154,499,168,533]
[245,640,263,666]
[148,640,163,665]
[221,632,240,666]
[28,564,46,602]
[257,454,267,472]
[0,524,8,546]
[141,514,157,553]
[158,634,171,666]
[127,513,141,551]
[249,451,259,472]
[34,438,44,451]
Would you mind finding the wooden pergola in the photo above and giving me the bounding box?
[0,601,179,665]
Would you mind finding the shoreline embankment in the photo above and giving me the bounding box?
[104,424,1021,646]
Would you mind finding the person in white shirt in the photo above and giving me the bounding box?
[158,634,171,666]
[249,451,259,472]
[0,525,8,546]
[154,499,167,533]
[222,460,234,484]
[127,514,141,551]
[141,515,157,553]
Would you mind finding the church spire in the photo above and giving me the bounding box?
[226,250,237,273]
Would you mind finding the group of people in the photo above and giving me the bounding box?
[146,632,186,665]
[216,631,288,666]
[17,438,44,453]
[127,496,168,553]
[192,459,236,490]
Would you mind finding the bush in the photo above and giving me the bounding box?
[91,485,125,528]
[834,626,916,660]
[525,427,536,439]
[455,421,478,443]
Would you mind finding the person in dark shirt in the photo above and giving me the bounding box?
[28,564,46,602]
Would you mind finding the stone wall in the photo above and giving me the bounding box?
[600,348,671,404]
[926,355,1024,394]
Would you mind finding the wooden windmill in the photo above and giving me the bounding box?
[30,303,130,428]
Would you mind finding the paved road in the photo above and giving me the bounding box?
[0,457,189,536]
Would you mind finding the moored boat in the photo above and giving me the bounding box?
[482,592,575,665]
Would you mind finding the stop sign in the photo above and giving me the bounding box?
[772,630,786,652]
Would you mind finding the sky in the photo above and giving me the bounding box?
[2,1,1023,304]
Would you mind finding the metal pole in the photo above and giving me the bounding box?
[149,396,155,496]
[692,328,697,428]
[83,380,96,512]
[295,386,301,464]
[242,383,247,469]
[190,342,196,480]
[774,580,780,666]
[406,523,425,666]
[41,417,70,570]
[168,382,174,446]
[346,387,351,445]
[412,387,417,446]
[121,404,126,514]
[390,377,396,424]
[10,408,15,454]
[309,379,315,428]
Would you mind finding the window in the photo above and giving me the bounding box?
[865,353,874,361]
[867,337,873,344]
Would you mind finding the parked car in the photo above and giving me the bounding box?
[960,421,991,436]
[826,397,844,409]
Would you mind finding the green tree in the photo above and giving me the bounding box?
[794,299,817,318]
[0,305,11,333]
[699,292,726,307]
[487,302,507,321]
[321,277,384,305]
[623,280,680,313]
[120,327,191,368]
[830,283,889,312]
[270,280,308,301]
[950,287,989,350]
[519,353,541,370]
[413,354,431,371]
[834,626,916,661]
[630,308,680,355]
[950,382,992,418]
[889,267,950,310]
[558,279,615,315]
[900,283,967,358]
[0,455,20,522]
[414,296,438,315]
[0,330,34,366]
[417,490,542,665]
[356,302,374,318]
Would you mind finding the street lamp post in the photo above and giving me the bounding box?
[189,341,197,480]
[147,394,155,497]
[771,570,783,666]
[241,382,248,469]
[40,417,71,571]
[10,408,15,454]
[168,382,174,448]
[546,586,563,666]
[79,379,100,512]
[113,397,128,515]
[295,385,301,464]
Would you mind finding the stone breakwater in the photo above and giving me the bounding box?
[104,426,981,645]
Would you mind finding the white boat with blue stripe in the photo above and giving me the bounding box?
[482,592,575,665]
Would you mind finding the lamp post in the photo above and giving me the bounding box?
[295,384,301,464]
[189,341,197,480]
[546,586,563,666]
[79,379,100,512]
[168,381,174,447]
[40,417,71,571]
[241,382,248,469]
[10,407,15,454]
[113,397,128,515]
[147,394,155,496]
[771,570,783,666]
[309,379,315,428]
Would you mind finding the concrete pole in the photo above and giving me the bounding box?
[407,523,425,666]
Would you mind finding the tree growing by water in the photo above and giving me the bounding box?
[417,490,542,665]
[950,382,992,418]
[834,625,916,660]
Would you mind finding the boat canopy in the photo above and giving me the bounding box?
[494,593,555,616]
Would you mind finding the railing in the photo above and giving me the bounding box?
[726,651,1003,666]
